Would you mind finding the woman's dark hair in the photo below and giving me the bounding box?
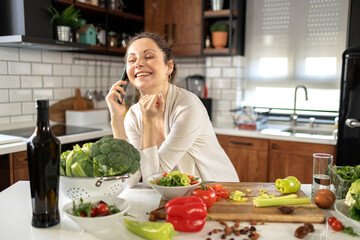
[125,32,177,83]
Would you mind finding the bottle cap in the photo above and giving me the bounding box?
[36,99,49,109]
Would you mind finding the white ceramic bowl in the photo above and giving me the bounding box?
[63,196,130,232]
[147,173,202,200]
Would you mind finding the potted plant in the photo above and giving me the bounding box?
[210,21,229,49]
[48,4,83,42]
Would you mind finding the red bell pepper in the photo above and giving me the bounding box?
[165,196,207,232]
[191,185,216,209]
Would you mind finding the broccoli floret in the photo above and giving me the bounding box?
[89,136,141,176]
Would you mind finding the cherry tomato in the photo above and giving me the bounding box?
[96,203,109,215]
[331,220,343,231]
[90,207,97,217]
[327,216,337,226]
[80,211,87,217]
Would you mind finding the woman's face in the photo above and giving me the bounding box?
[126,38,173,94]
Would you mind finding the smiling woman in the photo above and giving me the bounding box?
[105,32,239,187]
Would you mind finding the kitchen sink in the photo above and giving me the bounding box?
[281,127,335,136]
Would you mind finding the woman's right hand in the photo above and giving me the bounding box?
[105,80,128,117]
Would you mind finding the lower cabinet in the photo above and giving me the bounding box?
[217,134,336,184]
[0,151,29,191]
[217,134,269,182]
[268,139,336,184]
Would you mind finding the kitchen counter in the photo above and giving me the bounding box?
[0,122,336,155]
[0,181,358,240]
[0,122,113,155]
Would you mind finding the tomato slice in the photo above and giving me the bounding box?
[162,172,168,177]
[90,207,97,217]
[186,174,194,179]
[190,180,199,185]
[80,211,87,217]
[209,184,223,192]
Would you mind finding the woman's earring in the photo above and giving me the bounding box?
[168,74,171,82]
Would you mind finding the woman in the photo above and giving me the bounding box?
[106,32,239,187]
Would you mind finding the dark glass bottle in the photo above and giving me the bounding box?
[27,99,60,228]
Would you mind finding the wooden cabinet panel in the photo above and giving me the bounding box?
[268,140,336,184]
[217,134,268,182]
[144,0,202,57]
[11,151,29,184]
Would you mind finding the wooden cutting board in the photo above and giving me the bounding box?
[49,97,94,123]
[155,182,326,223]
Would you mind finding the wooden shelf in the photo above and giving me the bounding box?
[203,48,236,55]
[55,0,73,4]
[108,9,144,22]
[90,45,107,51]
[204,9,238,18]
[75,2,106,13]
[108,47,127,54]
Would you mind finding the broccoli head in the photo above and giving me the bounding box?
[89,136,141,176]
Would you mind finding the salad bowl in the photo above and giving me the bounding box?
[148,173,202,200]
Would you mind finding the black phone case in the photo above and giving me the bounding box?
[116,65,128,104]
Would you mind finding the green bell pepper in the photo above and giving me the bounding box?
[275,176,301,194]
[123,219,178,240]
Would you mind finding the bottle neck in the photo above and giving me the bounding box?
[37,108,50,126]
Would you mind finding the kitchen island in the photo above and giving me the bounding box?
[0,181,358,240]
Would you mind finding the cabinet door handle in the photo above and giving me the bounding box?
[272,143,277,149]
[172,24,176,40]
[164,24,169,41]
[230,140,253,146]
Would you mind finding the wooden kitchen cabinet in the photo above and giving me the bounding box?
[144,0,202,57]
[0,151,29,191]
[268,140,336,184]
[217,134,269,182]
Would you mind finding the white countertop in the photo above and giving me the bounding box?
[0,181,358,240]
[0,122,336,155]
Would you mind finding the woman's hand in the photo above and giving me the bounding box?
[139,94,165,121]
[105,80,128,117]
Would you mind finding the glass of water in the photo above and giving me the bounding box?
[311,153,333,197]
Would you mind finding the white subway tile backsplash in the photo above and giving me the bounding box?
[53,64,71,76]
[33,89,53,100]
[0,90,9,102]
[11,115,34,123]
[54,88,73,100]
[21,76,42,88]
[0,76,20,88]
[0,103,21,116]
[206,68,221,78]
[209,89,221,99]
[22,102,36,115]
[0,47,19,61]
[0,117,10,124]
[212,57,232,66]
[32,63,52,75]
[222,68,237,78]
[72,65,87,76]
[62,52,76,64]
[188,68,205,76]
[206,57,212,67]
[211,78,232,89]
[221,89,237,100]
[8,62,31,75]
[10,89,32,102]
[44,76,62,88]
[20,49,41,62]
[232,56,246,67]
[42,51,62,63]
[63,76,80,87]
[0,61,7,74]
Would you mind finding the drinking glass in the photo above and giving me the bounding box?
[311,153,333,197]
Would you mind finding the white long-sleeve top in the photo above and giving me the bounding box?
[125,83,239,187]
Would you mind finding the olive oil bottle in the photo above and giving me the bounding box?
[27,99,60,228]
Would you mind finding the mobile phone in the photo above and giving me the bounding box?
[116,65,128,104]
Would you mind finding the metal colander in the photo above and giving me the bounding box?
[60,174,130,200]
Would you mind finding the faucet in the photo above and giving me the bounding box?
[290,85,308,127]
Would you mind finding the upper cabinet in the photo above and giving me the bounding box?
[0,0,144,55]
[203,0,246,56]
[145,0,202,57]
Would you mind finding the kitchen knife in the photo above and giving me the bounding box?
[116,65,128,104]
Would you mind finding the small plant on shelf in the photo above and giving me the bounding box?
[47,4,83,29]
[209,21,229,49]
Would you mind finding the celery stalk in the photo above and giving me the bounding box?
[253,197,311,207]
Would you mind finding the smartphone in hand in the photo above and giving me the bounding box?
[116,65,128,104]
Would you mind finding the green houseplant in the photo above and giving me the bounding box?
[210,21,229,49]
[48,4,83,42]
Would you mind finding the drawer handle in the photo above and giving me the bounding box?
[230,140,253,146]
[164,24,169,41]
[272,144,277,149]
